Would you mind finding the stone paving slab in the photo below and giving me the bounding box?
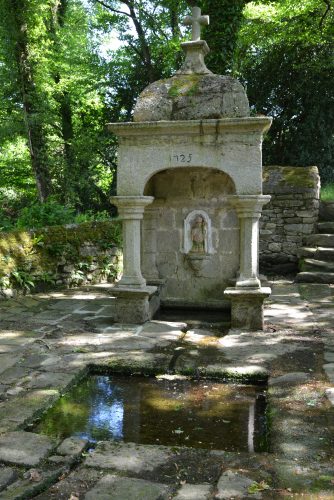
[173,483,212,500]
[0,355,21,376]
[0,389,59,432]
[85,442,172,474]
[84,474,171,500]
[0,467,17,492]
[25,371,74,390]
[0,431,54,466]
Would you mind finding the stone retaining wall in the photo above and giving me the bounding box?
[260,166,320,272]
[0,221,122,298]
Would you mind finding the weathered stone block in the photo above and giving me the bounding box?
[268,242,281,252]
[224,287,271,330]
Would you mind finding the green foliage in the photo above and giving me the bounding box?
[0,220,122,294]
[236,0,334,184]
[74,210,110,223]
[202,0,248,74]
[9,269,35,292]
[16,200,76,229]
[321,183,334,201]
[248,481,271,493]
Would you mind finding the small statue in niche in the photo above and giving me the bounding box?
[190,215,207,253]
[183,209,213,256]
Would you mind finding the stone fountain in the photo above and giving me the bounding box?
[109,5,272,330]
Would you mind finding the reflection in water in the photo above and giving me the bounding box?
[33,375,269,452]
[248,402,255,453]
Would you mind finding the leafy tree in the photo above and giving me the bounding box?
[0,0,116,221]
[201,0,250,75]
[0,0,54,201]
[236,0,334,183]
[91,0,189,118]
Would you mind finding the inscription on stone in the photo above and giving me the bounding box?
[171,153,192,164]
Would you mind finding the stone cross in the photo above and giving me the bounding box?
[184,6,209,42]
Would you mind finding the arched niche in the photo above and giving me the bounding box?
[141,167,239,307]
[143,167,236,199]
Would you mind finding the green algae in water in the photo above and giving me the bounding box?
[33,375,268,452]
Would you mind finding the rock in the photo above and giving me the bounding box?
[325,388,334,405]
[0,431,54,466]
[23,469,42,482]
[57,436,88,456]
[215,471,259,499]
[84,474,170,500]
[6,386,25,396]
[85,442,171,474]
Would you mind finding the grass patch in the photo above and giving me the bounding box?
[321,183,334,201]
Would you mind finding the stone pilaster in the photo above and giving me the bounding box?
[112,196,154,288]
[141,206,160,283]
[229,195,271,288]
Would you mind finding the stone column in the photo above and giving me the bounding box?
[112,196,154,288]
[224,195,271,331]
[229,195,271,288]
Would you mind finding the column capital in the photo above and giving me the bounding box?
[111,196,154,219]
[228,195,271,218]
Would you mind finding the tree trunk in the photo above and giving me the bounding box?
[10,0,51,202]
[51,0,76,202]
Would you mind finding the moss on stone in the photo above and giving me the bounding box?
[280,166,318,188]
[264,166,318,189]
[168,74,201,98]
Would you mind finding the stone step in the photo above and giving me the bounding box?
[304,234,334,248]
[295,272,334,284]
[298,247,317,259]
[301,259,334,273]
[298,246,334,261]
[319,200,334,221]
[317,222,334,234]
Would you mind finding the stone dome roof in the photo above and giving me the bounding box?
[133,5,250,122]
[133,73,250,122]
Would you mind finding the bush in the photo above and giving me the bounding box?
[16,200,75,229]
[321,183,334,201]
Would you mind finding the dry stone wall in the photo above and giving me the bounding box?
[260,166,320,273]
[0,221,121,298]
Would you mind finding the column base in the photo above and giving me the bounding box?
[236,276,261,288]
[224,287,271,331]
[111,285,159,324]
